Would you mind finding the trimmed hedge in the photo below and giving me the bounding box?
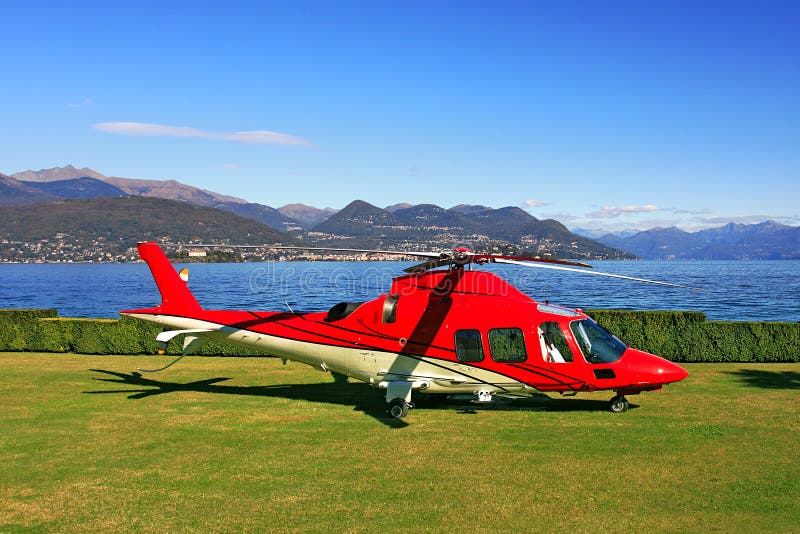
[0,309,58,352]
[1,308,799,362]
[0,309,265,357]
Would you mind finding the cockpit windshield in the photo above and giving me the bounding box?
[569,319,627,364]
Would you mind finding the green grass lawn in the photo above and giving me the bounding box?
[1,354,798,532]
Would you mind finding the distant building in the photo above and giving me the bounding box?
[188,249,207,258]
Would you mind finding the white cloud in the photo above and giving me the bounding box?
[93,121,310,146]
[586,204,660,219]
[521,199,549,208]
[227,130,308,145]
[670,207,713,216]
[541,211,579,222]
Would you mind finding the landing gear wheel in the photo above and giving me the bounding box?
[387,398,410,419]
[609,395,629,413]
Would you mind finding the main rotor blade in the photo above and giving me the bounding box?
[403,258,453,273]
[494,258,704,291]
[474,253,592,268]
[165,243,442,259]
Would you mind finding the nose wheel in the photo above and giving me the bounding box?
[387,398,412,419]
[609,395,629,413]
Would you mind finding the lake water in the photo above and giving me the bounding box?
[1,260,799,322]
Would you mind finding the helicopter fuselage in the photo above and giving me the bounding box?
[122,243,688,417]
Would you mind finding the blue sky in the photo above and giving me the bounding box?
[2,0,798,233]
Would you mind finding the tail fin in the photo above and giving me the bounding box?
[137,242,202,312]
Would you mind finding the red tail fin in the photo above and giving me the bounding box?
[137,242,202,312]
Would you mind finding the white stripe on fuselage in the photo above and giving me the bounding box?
[123,312,526,394]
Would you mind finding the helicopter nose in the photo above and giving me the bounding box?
[629,350,688,385]
[655,359,689,384]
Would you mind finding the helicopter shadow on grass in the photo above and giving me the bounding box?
[85,369,632,428]
[725,369,800,390]
[86,369,410,428]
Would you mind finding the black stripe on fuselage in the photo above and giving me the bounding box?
[509,363,587,391]
[136,313,520,393]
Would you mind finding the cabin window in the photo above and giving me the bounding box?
[488,328,527,362]
[570,319,627,364]
[455,329,484,362]
[538,322,573,363]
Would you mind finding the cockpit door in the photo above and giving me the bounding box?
[537,321,577,369]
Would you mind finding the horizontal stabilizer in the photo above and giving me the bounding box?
[156,328,214,344]
[139,328,214,373]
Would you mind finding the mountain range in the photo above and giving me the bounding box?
[3,165,630,260]
[9,166,309,233]
[277,203,337,228]
[311,200,627,259]
[1,173,58,206]
[596,222,800,260]
[3,164,798,261]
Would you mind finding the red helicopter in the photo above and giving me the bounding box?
[122,242,691,419]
